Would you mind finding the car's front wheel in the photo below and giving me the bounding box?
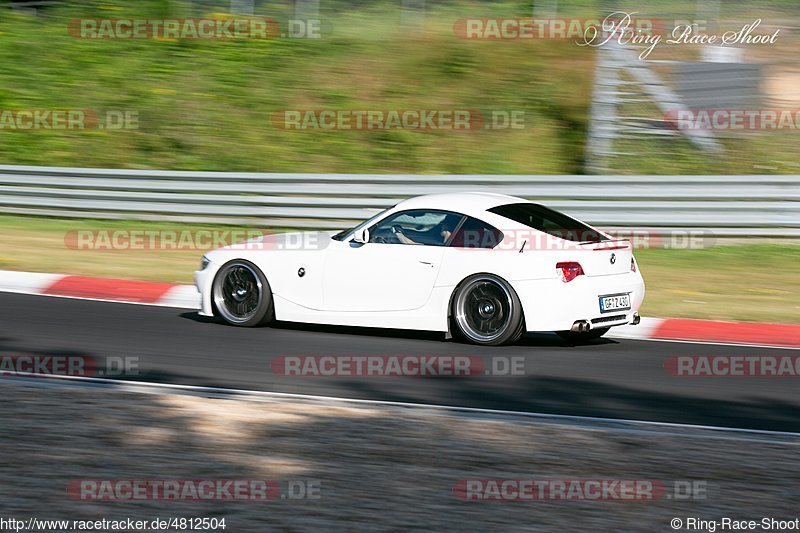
[452,274,525,346]
[212,260,273,327]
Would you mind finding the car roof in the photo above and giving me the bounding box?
[392,192,528,217]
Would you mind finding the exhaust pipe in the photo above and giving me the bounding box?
[631,313,641,325]
[570,320,591,333]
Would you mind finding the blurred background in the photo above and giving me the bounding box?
[0,0,798,174]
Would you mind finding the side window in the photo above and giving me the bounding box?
[449,216,503,249]
[368,210,464,246]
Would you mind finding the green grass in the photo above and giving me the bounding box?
[0,1,594,174]
[1,0,798,174]
[1,213,798,323]
[0,214,263,283]
[635,244,800,324]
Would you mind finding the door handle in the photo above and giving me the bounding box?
[418,261,434,267]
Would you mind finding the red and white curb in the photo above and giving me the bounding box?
[1,270,798,348]
[0,270,199,309]
[612,318,800,348]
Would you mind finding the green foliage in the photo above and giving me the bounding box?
[0,2,593,173]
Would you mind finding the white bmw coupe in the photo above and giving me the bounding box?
[195,192,644,345]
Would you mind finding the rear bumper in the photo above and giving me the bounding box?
[513,271,645,332]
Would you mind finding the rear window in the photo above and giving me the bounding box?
[488,203,607,243]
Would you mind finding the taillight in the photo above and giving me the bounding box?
[556,262,584,283]
[631,257,637,272]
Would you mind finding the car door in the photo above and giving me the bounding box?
[322,209,463,312]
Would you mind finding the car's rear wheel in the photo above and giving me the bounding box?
[212,260,273,327]
[556,327,610,343]
[452,274,524,346]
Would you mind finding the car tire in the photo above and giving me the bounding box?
[556,327,610,344]
[452,274,525,346]
[212,259,274,327]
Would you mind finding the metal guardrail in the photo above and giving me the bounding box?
[0,165,798,236]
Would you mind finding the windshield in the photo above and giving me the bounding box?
[330,206,395,241]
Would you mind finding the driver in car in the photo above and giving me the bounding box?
[392,221,453,245]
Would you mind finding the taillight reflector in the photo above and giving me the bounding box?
[556,262,584,283]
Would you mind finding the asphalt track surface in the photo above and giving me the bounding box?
[1,292,799,432]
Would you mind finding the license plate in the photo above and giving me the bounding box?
[599,293,631,313]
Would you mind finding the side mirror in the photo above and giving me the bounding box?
[352,228,369,244]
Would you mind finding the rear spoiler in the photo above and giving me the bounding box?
[580,239,631,251]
